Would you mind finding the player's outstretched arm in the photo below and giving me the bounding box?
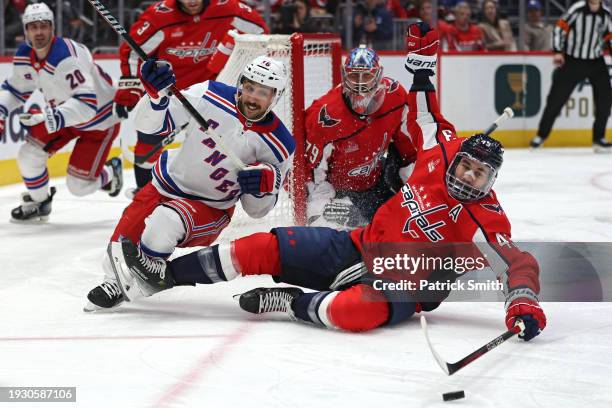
[475,228,546,341]
[131,60,195,137]
[404,22,458,152]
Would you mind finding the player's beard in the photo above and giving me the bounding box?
[237,98,266,121]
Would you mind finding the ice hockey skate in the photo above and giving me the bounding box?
[107,238,174,302]
[237,287,304,318]
[593,138,612,154]
[101,157,123,197]
[10,186,56,223]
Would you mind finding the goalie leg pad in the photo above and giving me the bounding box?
[271,226,362,291]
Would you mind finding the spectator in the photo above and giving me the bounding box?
[523,0,552,51]
[440,1,484,51]
[278,0,319,33]
[385,0,419,18]
[353,0,394,51]
[417,0,435,27]
[479,0,517,51]
[4,0,27,47]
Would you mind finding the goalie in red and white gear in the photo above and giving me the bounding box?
[115,0,268,196]
[84,55,294,312]
[108,22,546,343]
[305,45,417,230]
[0,3,123,223]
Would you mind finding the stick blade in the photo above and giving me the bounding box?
[420,316,451,376]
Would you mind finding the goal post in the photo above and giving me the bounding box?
[216,32,342,240]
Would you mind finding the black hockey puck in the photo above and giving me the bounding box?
[442,390,465,401]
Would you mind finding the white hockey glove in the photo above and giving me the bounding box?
[19,106,63,133]
[322,198,367,228]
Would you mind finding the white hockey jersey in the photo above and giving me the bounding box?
[0,37,119,131]
[133,80,295,218]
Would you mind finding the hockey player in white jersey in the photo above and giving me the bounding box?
[0,3,123,223]
[84,54,294,311]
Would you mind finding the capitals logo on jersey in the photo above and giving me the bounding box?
[155,1,173,13]
[167,32,218,62]
[318,105,340,127]
[400,183,448,242]
[347,133,387,177]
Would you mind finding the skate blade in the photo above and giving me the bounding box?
[107,242,152,301]
[9,215,49,224]
[107,242,137,302]
[83,300,124,313]
[594,146,612,154]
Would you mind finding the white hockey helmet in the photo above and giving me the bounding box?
[237,55,287,121]
[22,2,55,31]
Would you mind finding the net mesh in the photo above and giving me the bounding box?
[215,34,338,242]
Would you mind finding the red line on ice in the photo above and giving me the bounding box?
[0,334,230,342]
[150,321,252,408]
[590,171,612,193]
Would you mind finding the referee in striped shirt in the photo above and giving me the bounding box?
[531,0,612,152]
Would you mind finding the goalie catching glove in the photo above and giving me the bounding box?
[237,162,282,195]
[505,287,546,341]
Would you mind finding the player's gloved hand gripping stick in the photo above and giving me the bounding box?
[86,0,247,169]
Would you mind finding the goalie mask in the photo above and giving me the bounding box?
[342,45,385,116]
[236,55,287,123]
[446,134,504,202]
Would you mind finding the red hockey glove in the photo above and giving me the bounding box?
[113,76,145,119]
[505,288,546,341]
[237,162,282,196]
[405,21,439,76]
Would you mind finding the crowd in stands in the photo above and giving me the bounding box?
[2,0,559,52]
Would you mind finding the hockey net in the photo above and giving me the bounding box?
[216,33,341,242]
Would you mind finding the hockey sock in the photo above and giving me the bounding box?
[292,291,338,328]
[232,233,281,276]
[134,164,153,188]
[169,243,239,285]
[22,168,50,202]
[99,165,112,188]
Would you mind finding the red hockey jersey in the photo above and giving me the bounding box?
[304,78,417,192]
[119,0,268,88]
[351,89,540,297]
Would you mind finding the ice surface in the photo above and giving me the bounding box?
[0,148,611,407]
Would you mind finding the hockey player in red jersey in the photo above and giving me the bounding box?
[304,45,416,229]
[115,0,268,195]
[109,22,546,342]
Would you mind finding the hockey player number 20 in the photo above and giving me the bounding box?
[66,70,86,89]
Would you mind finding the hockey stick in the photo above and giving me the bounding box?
[420,315,525,376]
[86,0,246,169]
[483,107,514,137]
[120,124,187,165]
